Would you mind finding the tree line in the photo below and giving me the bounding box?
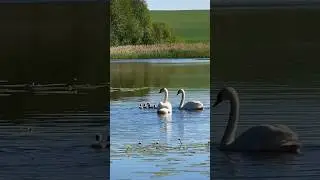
[110,0,176,46]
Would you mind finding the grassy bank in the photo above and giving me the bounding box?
[110,10,210,59]
[150,10,209,42]
[110,42,209,59]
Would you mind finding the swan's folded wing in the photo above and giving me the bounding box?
[158,102,166,109]
[183,101,204,110]
[190,100,202,104]
[158,102,172,109]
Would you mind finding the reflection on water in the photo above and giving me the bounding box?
[110,58,209,91]
[0,83,108,179]
[110,59,210,180]
[111,58,210,64]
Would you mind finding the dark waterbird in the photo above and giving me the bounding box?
[66,77,78,91]
[24,82,36,92]
[91,134,110,149]
[213,87,301,153]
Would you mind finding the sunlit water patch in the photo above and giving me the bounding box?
[111,88,210,180]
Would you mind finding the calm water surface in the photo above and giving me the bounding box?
[212,43,320,179]
[110,58,210,180]
[211,82,320,179]
[0,83,108,180]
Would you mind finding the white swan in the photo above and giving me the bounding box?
[213,87,301,153]
[157,88,172,114]
[177,89,204,111]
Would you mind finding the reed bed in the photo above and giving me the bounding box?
[110,42,210,59]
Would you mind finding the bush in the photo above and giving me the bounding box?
[152,22,176,44]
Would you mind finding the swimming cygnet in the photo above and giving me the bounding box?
[143,103,148,108]
[91,134,110,149]
[145,102,150,108]
[146,102,157,109]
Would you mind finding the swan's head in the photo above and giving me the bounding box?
[176,89,185,95]
[159,88,167,93]
[213,87,238,107]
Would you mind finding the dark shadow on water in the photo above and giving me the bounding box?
[0,83,108,122]
[212,7,320,86]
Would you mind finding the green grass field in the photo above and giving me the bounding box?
[110,10,210,59]
[150,10,210,43]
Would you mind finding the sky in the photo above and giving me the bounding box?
[146,0,210,10]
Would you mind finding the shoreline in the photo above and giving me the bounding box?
[110,42,210,59]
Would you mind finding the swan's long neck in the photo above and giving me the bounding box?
[220,92,240,147]
[179,90,185,109]
[163,89,169,102]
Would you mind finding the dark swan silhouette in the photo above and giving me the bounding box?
[213,87,301,153]
[91,134,110,149]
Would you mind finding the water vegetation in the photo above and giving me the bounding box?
[110,42,209,59]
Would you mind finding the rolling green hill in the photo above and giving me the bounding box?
[150,10,210,43]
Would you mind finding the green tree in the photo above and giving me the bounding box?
[152,22,175,44]
[110,0,175,46]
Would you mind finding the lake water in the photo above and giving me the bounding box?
[211,82,320,179]
[211,47,320,179]
[0,83,108,180]
[110,58,210,180]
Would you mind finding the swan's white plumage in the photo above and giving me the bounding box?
[157,88,172,114]
[157,108,171,114]
[157,101,172,109]
[177,89,204,111]
[182,101,203,110]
